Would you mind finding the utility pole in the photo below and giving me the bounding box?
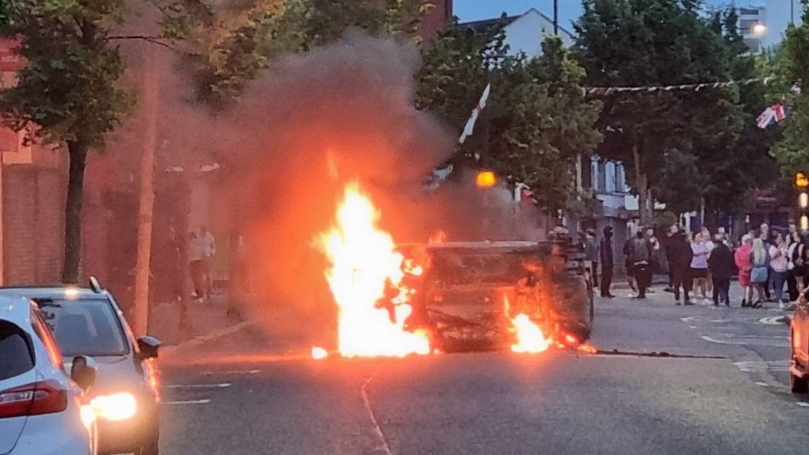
[553,0,559,35]
[133,58,158,336]
[792,0,795,25]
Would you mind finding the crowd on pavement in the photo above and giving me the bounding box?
[584,221,805,310]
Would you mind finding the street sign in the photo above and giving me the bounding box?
[0,37,25,72]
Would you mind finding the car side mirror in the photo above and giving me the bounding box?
[71,356,97,391]
[137,336,161,359]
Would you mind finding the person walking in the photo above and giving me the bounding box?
[631,230,652,298]
[769,232,789,308]
[708,233,734,306]
[600,226,615,298]
[690,232,710,303]
[750,238,770,308]
[188,231,205,300]
[735,235,754,307]
[584,229,599,289]
[669,231,694,305]
[200,225,217,298]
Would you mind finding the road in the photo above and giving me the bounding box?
[157,285,809,455]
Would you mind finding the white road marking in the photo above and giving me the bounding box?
[164,383,231,389]
[700,335,789,347]
[733,360,791,372]
[162,399,211,405]
[203,369,260,376]
[689,326,697,329]
[797,402,809,408]
[755,382,769,386]
[759,316,786,325]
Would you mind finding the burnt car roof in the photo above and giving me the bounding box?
[0,286,106,300]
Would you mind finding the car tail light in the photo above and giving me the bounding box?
[0,380,67,419]
[142,359,160,401]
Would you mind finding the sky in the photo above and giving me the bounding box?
[454,1,767,28]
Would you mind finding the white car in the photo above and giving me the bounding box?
[0,295,98,455]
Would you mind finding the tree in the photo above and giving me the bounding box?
[772,4,809,177]
[575,0,736,226]
[417,20,602,215]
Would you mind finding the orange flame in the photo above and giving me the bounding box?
[311,346,329,360]
[429,230,447,244]
[503,295,552,354]
[317,182,431,358]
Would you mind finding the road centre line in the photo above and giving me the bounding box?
[164,383,231,389]
[162,399,211,405]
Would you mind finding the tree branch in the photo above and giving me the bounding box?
[106,35,185,53]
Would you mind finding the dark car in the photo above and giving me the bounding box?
[0,279,162,455]
[792,296,809,394]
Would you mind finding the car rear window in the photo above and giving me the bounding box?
[36,298,128,357]
[0,321,35,381]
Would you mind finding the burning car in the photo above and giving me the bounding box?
[399,240,594,353]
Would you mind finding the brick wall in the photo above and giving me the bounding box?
[418,0,453,44]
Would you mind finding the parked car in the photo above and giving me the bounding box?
[0,295,98,455]
[0,279,162,455]
[791,295,809,394]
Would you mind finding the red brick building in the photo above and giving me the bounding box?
[419,0,454,42]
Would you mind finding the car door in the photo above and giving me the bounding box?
[0,320,38,455]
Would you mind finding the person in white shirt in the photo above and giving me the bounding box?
[188,231,205,299]
[199,225,216,297]
[701,228,715,298]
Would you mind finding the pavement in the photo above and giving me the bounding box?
[149,291,243,348]
[154,284,809,455]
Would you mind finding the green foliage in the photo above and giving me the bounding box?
[772,6,809,177]
[417,20,602,213]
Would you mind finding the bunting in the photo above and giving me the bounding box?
[582,77,774,96]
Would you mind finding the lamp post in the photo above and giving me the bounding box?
[553,0,559,35]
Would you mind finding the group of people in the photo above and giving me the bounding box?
[585,221,804,309]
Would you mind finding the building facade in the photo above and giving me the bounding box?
[738,6,767,52]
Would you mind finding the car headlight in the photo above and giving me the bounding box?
[90,392,138,421]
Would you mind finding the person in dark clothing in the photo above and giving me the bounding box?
[708,233,734,306]
[631,231,652,298]
[584,229,599,288]
[663,224,679,292]
[669,232,694,305]
[600,227,615,298]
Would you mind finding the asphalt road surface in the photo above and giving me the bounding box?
[157,284,809,455]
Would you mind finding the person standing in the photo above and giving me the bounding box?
[759,224,774,301]
[600,226,615,298]
[701,227,715,298]
[787,230,802,303]
[750,238,770,308]
[769,232,789,308]
[735,235,754,307]
[708,233,734,306]
[584,229,599,289]
[623,225,639,296]
[670,231,694,305]
[631,230,652,298]
[200,225,217,298]
[690,232,710,302]
[188,231,205,300]
[663,224,679,292]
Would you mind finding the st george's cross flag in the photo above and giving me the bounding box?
[459,84,491,144]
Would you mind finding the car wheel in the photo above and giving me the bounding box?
[139,431,159,455]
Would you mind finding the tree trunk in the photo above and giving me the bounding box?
[133,64,159,335]
[632,145,650,227]
[63,141,88,283]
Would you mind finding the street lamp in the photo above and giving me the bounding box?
[752,22,767,37]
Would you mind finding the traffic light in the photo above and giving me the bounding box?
[798,172,809,230]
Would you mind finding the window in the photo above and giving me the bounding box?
[598,161,607,192]
[614,164,624,193]
[35,298,128,357]
[0,321,34,380]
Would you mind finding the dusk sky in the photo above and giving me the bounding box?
[455,1,767,28]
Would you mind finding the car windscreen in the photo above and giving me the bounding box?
[35,298,129,357]
[0,320,35,380]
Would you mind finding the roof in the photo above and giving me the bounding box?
[0,286,106,301]
[0,294,34,324]
[460,8,576,40]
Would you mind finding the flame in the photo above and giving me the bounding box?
[311,346,329,360]
[504,295,552,354]
[317,182,431,358]
[429,230,447,244]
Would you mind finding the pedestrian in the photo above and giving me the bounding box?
[584,229,599,289]
[749,238,770,308]
[649,228,668,281]
[769,232,789,308]
[623,224,639,296]
[787,230,802,303]
[689,232,710,303]
[759,224,774,302]
[701,227,715,298]
[631,230,652,298]
[670,231,694,305]
[600,226,615,298]
[663,224,679,293]
[188,231,205,300]
[199,224,217,298]
[708,233,733,306]
[717,226,730,246]
[735,235,754,307]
